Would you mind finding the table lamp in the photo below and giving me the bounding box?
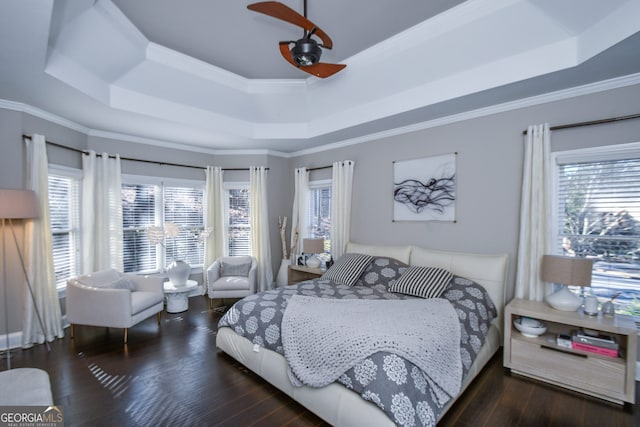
[541,254,593,311]
[302,238,324,269]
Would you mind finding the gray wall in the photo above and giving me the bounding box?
[1,81,640,343]
[292,83,640,302]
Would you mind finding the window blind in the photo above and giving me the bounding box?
[164,186,205,267]
[556,156,640,299]
[307,184,332,252]
[48,174,80,288]
[122,183,159,273]
[557,158,640,258]
[227,187,251,256]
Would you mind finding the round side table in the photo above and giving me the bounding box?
[163,279,198,313]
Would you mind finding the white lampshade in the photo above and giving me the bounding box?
[0,189,38,219]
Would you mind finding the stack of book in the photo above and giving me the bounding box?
[571,329,619,358]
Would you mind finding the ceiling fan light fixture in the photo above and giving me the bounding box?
[291,38,322,66]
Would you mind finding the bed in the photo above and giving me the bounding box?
[216,242,509,426]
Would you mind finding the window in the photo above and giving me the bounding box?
[122,183,160,273]
[553,143,640,315]
[48,167,81,289]
[164,186,205,267]
[121,177,204,274]
[307,180,331,253]
[225,184,251,256]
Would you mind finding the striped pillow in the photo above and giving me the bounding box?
[322,253,374,286]
[389,266,453,298]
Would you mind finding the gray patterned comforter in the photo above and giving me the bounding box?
[218,257,497,427]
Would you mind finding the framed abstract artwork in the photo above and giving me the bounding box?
[393,153,457,222]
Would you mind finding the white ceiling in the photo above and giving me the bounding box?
[1,0,640,154]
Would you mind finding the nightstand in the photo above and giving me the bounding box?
[504,298,637,404]
[287,265,324,285]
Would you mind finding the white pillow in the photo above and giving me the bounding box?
[107,276,136,291]
[78,268,121,287]
[221,261,252,277]
[79,273,135,291]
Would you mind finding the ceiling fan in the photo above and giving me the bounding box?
[247,1,346,78]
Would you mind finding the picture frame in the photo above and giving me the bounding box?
[392,153,457,222]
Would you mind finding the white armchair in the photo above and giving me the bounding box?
[207,256,258,306]
[66,269,164,343]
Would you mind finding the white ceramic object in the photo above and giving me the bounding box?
[514,317,547,338]
[546,286,582,311]
[305,255,321,269]
[276,259,289,287]
[167,260,190,286]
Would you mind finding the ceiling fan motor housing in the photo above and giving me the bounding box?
[291,38,322,66]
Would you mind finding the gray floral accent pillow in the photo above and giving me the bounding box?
[353,257,409,287]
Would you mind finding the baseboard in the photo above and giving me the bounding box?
[0,331,22,351]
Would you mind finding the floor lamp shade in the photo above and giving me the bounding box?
[0,189,38,219]
[541,255,593,311]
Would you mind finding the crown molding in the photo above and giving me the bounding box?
[0,99,91,134]
[3,72,640,159]
[291,72,640,157]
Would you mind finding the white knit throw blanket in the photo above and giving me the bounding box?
[282,295,462,398]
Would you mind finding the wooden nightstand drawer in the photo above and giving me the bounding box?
[510,338,626,396]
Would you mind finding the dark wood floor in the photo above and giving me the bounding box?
[4,295,640,426]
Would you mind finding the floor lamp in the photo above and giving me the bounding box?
[0,189,48,370]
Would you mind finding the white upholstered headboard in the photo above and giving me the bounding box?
[344,242,510,335]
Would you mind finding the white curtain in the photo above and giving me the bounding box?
[81,150,123,273]
[23,134,64,347]
[331,160,355,260]
[290,167,309,260]
[204,166,225,271]
[514,124,552,301]
[250,166,273,292]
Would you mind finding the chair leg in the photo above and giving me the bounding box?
[124,328,128,344]
[157,312,161,325]
[70,324,74,339]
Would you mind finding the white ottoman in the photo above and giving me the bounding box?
[0,368,54,405]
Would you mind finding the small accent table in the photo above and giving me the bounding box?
[163,280,198,313]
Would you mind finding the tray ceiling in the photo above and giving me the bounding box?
[1,0,640,153]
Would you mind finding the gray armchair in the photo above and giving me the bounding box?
[207,256,257,307]
[66,269,164,343]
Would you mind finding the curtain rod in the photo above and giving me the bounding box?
[521,113,640,135]
[307,160,353,171]
[308,165,332,171]
[22,134,267,171]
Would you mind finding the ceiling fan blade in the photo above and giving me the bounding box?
[248,1,333,49]
[279,42,345,78]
